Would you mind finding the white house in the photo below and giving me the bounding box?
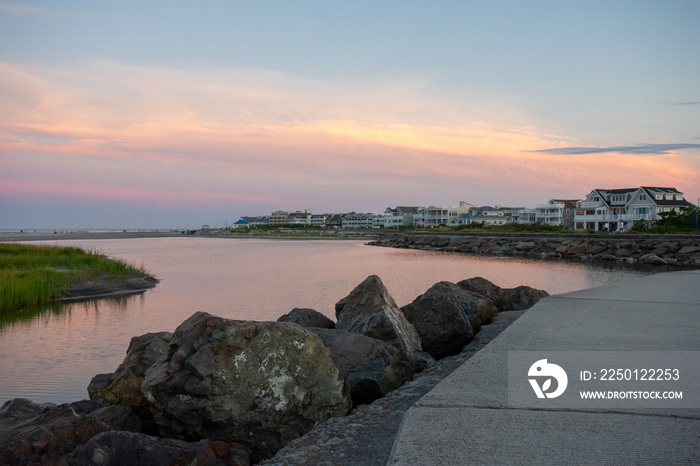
[512,208,536,224]
[457,206,508,226]
[535,199,580,228]
[373,206,422,228]
[413,201,474,227]
[574,187,691,231]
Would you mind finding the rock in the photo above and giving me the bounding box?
[0,399,142,466]
[71,431,251,466]
[309,328,414,406]
[457,277,548,312]
[455,277,505,311]
[502,285,550,310]
[514,241,536,251]
[88,331,172,431]
[277,308,335,329]
[679,246,700,255]
[641,254,669,266]
[141,312,351,462]
[400,281,476,359]
[335,275,431,371]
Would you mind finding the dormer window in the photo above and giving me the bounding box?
[676,194,684,201]
[656,193,663,200]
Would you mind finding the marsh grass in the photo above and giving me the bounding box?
[0,244,152,315]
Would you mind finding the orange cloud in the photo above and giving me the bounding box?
[1,60,697,210]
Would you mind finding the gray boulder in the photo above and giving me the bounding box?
[88,331,172,431]
[142,312,351,462]
[0,398,142,466]
[401,281,477,359]
[457,277,548,312]
[335,275,431,371]
[310,328,414,406]
[71,431,251,466]
[277,307,335,329]
[502,285,550,310]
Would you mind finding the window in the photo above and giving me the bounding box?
[639,194,647,201]
[676,194,684,201]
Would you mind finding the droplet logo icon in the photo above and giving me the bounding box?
[528,359,568,399]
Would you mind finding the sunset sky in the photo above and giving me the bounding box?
[1,1,699,229]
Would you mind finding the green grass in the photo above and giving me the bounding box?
[0,243,152,315]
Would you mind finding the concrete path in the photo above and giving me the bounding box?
[388,270,700,465]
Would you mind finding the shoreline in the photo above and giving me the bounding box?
[0,231,376,242]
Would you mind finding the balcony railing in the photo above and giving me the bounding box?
[574,213,653,222]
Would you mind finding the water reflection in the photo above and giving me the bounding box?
[0,237,654,404]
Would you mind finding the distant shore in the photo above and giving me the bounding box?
[0,230,377,242]
[0,230,185,242]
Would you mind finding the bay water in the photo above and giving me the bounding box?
[0,237,652,404]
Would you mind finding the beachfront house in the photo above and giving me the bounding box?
[341,212,376,229]
[513,208,536,224]
[574,187,692,231]
[373,206,422,228]
[456,206,509,226]
[413,201,474,227]
[310,214,327,227]
[535,199,580,228]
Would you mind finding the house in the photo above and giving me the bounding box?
[310,214,327,227]
[413,201,474,227]
[269,210,290,226]
[574,187,692,231]
[513,208,536,224]
[341,212,375,229]
[457,206,509,226]
[325,214,344,229]
[287,211,311,225]
[269,209,312,226]
[535,199,580,228]
[373,206,422,228]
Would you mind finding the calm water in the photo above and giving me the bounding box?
[0,237,652,404]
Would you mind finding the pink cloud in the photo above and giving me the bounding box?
[0,179,282,207]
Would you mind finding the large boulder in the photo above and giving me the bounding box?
[457,277,548,311]
[400,281,477,359]
[141,312,351,462]
[310,328,414,406]
[502,285,550,310]
[277,308,335,329]
[71,431,251,466]
[335,275,431,371]
[0,398,142,466]
[88,331,172,431]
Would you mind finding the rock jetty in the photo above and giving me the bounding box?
[368,232,700,268]
[0,275,547,465]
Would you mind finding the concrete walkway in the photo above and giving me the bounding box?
[388,270,700,465]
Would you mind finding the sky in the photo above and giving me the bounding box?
[1,1,699,229]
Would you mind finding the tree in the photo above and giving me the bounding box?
[652,206,700,233]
